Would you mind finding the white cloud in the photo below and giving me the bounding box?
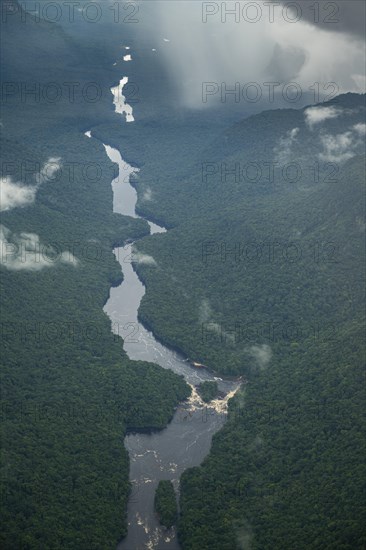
[0,225,78,271]
[198,298,212,323]
[1,157,62,212]
[273,127,299,165]
[304,106,342,129]
[319,132,355,163]
[353,122,366,136]
[318,124,365,163]
[1,177,37,212]
[234,520,254,550]
[35,157,62,185]
[198,299,235,342]
[142,187,153,202]
[133,252,157,265]
[248,344,272,370]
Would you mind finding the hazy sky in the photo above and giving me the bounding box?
[138,0,365,108]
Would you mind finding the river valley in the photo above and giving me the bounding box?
[86,79,241,550]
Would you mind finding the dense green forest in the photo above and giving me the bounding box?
[119,91,365,548]
[179,318,366,549]
[131,94,365,375]
[1,1,365,548]
[0,3,190,548]
[154,480,178,529]
[197,381,219,403]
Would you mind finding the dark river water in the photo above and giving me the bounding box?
[86,111,240,549]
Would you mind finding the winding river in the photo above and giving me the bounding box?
[86,80,240,550]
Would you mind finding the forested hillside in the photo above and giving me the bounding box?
[126,94,366,547]
[0,3,190,548]
[132,95,365,373]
